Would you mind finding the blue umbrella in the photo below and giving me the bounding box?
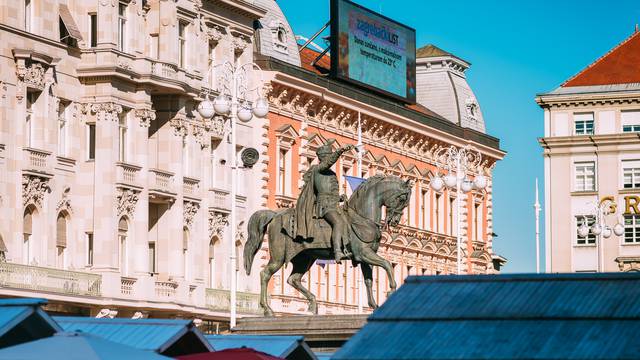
[0,331,171,360]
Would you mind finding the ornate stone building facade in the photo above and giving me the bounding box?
[538,29,640,273]
[0,0,503,324]
[259,45,504,314]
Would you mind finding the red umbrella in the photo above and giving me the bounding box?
[176,348,285,360]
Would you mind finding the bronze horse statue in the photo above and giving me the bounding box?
[244,175,412,316]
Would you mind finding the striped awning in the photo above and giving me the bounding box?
[59,4,83,41]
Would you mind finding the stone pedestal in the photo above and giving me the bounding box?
[232,315,368,353]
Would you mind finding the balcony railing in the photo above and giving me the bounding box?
[205,288,261,315]
[149,169,176,201]
[209,188,230,211]
[155,280,178,299]
[23,147,51,173]
[183,177,200,198]
[116,162,142,188]
[0,262,101,297]
[120,277,136,296]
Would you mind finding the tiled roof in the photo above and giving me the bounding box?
[563,30,640,87]
[333,273,640,360]
[298,47,330,75]
[416,44,451,58]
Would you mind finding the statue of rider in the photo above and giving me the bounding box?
[295,139,355,262]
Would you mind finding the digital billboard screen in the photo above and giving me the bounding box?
[330,0,416,103]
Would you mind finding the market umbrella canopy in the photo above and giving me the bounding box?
[177,348,285,360]
[0,331,171,360]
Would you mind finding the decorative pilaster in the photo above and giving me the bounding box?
[134,108,156,128]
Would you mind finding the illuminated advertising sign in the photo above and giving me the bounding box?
[330,0,416,103]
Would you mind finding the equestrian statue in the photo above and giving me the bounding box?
[244,139,412,316]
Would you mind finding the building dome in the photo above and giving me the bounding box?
[415,45,486,133]
[253,0,301,67]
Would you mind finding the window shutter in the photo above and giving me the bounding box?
[183,229,189,251]
[23,211,33,235]
[56,215,67,247]
[209,239,216,259]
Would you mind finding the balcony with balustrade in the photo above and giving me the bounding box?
[116,162,142,189]
[149,168,176,203]
[0,262,102,298]
[205,288,261,315]
[22,147,52,176]
[183,176,201,200]
[209,188,231,213]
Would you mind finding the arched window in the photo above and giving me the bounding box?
[23,206,35,265]
[0,233,6,262]
[183,228,189,280]
[56,213,68,269]
[118,217,128,275]
[208,236,219,288]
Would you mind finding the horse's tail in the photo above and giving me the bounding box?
[244,209,277,275]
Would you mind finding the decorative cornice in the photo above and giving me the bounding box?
[22,175,51,208]
[82,102,123,122]
[116,188,139,218]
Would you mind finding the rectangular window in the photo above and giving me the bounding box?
[87,233,94,266]
[278,149,287,195]
[576,216,596,245]
[624,215,640,243]
[118,112,127,162]
[208,42,215,87]
[25,92,37,147]
[574,113,594,135]
[57,101,68,156]
[87,123,96,160]
[435,193,441,233]
[89,14,97,47]
[623,161,640,189]
[421,190,428,230]
[118,2,127,52]
[25,0,32,32]
[148,242,156,273]
[448,197,455,236]
[178,21,187,68]
[149,33,159,59]
[622,110,640,133]
[574,162,595,192]
[56,246,66,269]
[22,234,31,264]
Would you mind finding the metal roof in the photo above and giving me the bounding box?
[53,317,212,355]
[0,331,171,360]
[206,335,316,360]
[0,298,60,349]
[333,273,640,360]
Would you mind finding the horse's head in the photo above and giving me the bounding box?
[382,178,412,228]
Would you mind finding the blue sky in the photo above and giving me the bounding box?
[278,0,640,272]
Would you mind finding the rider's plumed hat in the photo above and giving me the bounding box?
[316,139,336,156]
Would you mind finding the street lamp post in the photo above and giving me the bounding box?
[577,199,623,272]
[197,61,269,328]
[429,145,487,275]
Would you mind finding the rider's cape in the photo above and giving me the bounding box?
[294,166,317,239]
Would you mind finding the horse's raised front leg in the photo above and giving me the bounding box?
[360,263,377,309]
[287,255,318,314]
[360,247,397,293]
